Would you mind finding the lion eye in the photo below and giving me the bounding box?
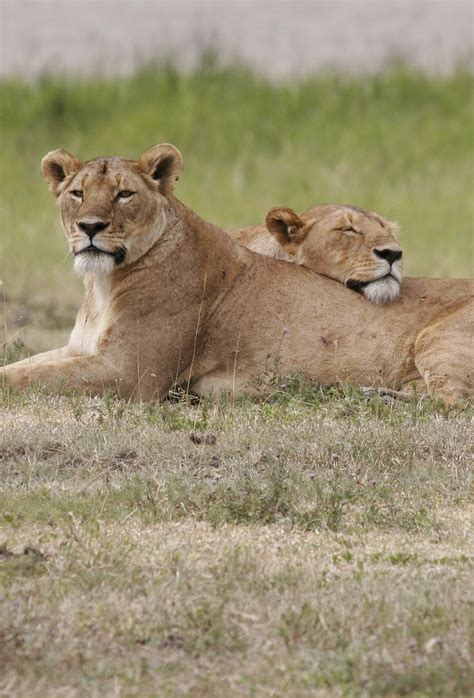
[70,190,83,198]
[117,190,134,199]
[339,227,359,236]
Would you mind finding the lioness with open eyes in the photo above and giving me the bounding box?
[1,144,472,403]
[229,204,404,304]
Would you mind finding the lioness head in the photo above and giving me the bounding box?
[41,144,183,275]
[266,204,403,304]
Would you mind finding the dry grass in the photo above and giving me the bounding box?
[1,386,472,697]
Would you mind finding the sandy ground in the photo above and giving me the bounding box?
[0,0,472,78]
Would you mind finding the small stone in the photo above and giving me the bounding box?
[190,432,217,445]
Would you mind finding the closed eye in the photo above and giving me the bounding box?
[117,190,134,199]
[338,227,359,236]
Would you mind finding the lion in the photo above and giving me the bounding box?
[1,144,472,404]
[229,204,404,304]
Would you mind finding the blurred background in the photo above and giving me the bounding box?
[0,0,473,352]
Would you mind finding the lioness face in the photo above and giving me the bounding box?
[266,204,403,304]
[41,144,183,275]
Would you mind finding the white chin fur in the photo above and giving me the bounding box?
[363,276,401,304]
[73,252,115,276]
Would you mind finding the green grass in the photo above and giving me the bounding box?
[0,62,473,320]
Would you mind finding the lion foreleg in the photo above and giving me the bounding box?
[2,346,73,369]
[0,355,144,400]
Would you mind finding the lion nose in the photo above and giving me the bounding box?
[78,219,110,239]
[374,248,403,265]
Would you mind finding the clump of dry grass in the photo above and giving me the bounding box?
[0,387,472,696]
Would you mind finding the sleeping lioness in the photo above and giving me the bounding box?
[1,144,472,403]
[229,205,404,304]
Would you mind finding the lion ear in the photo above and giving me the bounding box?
[41,149,82,196]
[265,207,307,248]
[342,211,361,233]
[139,143,183,195]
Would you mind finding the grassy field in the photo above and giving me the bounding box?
[1,386,473,697]
[1,64,473,697]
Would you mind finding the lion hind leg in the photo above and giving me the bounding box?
[414,305,474,405]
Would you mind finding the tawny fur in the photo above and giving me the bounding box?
[1,145,473,404]
[229,204,404,304]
